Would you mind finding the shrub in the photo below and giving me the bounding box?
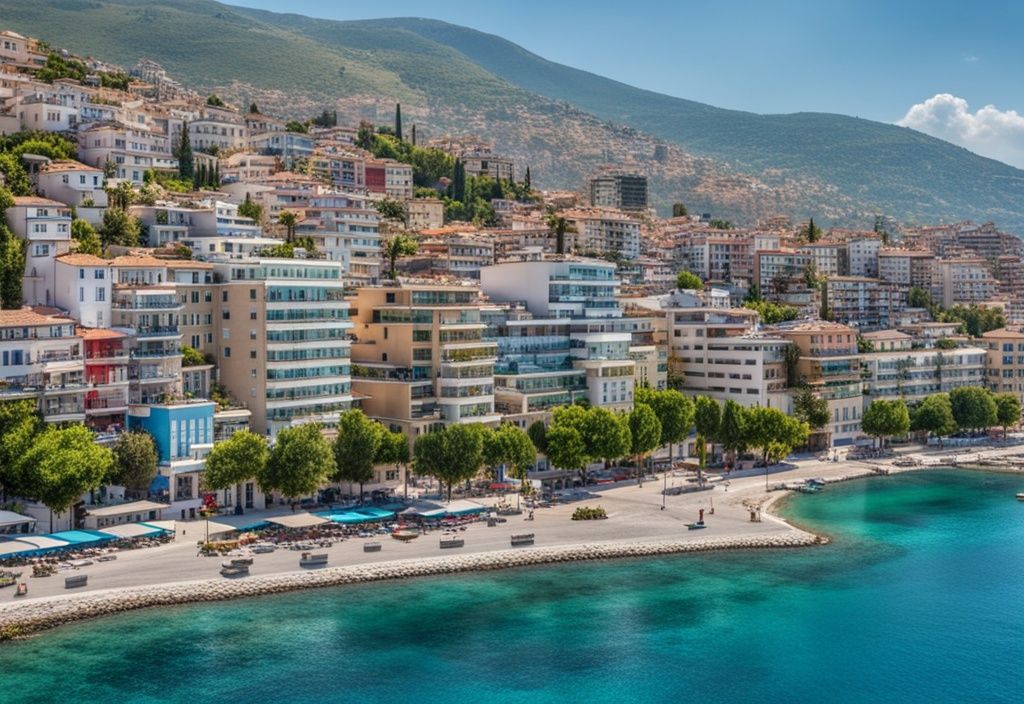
[571,506,608,521]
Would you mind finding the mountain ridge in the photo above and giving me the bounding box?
[3,0,1022,230]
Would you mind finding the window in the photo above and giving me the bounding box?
[224,347,231,357]
[250,350,257,359]
[249,288,256,300]
[94,270,104,279]
[223,329,230,339]
[250,311,257,320]
[95,288,105,302]
[222,311,230,320]
[249,330,256,340]
[222,291,228,303]
[79,287,84,302]
[79,268,85,279]
[33,244,50,257]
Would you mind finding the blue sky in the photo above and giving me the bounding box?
[230,0,1024,166]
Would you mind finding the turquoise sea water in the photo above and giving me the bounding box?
[2,469,1023,704]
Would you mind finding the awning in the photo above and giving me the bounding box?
[86,500,168,518]
[142,520,177,533]
[48,530,116,545]
[149,475,169,493]
[99,523,169,539]
[0,510,35,529]
[14,535,71,549]
[0,540,39,557]
[203,520,239,536]
[318,506,396,524]
[266,513,329,529]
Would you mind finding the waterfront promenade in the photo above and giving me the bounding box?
[2,440,1022,637]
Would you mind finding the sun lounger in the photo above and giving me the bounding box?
[363,542,382,552]
[439,538,465,549]
[510,533,535,546]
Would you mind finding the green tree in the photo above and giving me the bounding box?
[0,399,42,498]
[745,406,785,464]
[792,386,830,432]
[628,404,661,485]
[544,425,587,480]
[259,424,333,505]
[109,431,158,497]
[203,430,268,498]
[994,393,1021,440]
[382,235,418,279]
[803,217,822,243]
[908,286,933,310]
[285,120,308,134]
[375,197,408,224]
[0,154,30,196]
[584,407,631,471]
[98,208,141,248]
[484,424,537,490]
[911,393,957,442]
[394,102,403,142]
[0,226,26,309]
[693,396,721,469]
[940,305,1005,338]
[527,420,548,455]
[862,399,911,448]
[278,211,298,243]
[249,102,260,114]
[635,387,694,465]
[716,400,748,468]
[177,122,194,181]
[523,166,532,191]
[22,425,112,530]
[743,300,799,325]
[949,386,998,433]
[333,409,385,501]
[180,345,206,367]
[206,94,226,107]
[546,213,575,255]
[235,195,262,223]
[672,202,688,218]
[676,270,703,290]
[377,430,411,498]
[71,220,102,255]
[414,425,487,501]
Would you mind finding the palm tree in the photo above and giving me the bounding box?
[546,214,576,255]
[383,235,418,279]
[277,211,298,243]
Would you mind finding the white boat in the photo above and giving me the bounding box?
[687,520,707,530]
[1016,493,1024,501]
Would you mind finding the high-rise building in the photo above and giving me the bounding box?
[588,171,648,211]
[349,282,500,438]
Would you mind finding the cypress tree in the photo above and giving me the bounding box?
[177,122,194,181]
[524,166,531,191]
[395,103,403,142]
[453,159,465,203]
[411,124,416,146]
[195,162,206,191]
[209,164,220,188]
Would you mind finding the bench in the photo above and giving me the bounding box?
[65,574,88,589]
[363,542,382,553]
[299,552,329,568]
[439,538,465,549]
[510,534,535,546]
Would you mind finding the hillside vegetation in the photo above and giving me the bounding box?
[4,0,1023,230]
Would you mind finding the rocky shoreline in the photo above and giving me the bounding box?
[0,531,824,641]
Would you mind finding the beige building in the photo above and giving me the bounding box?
[982,327,1024,403]
[349,282,500,440]
[406,198,445,231]
[773,321,863,448]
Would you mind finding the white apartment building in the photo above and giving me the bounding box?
[859,331,986,403]
[934,257,999,308]
[847,236,881,277]
[53,253,113,329]
[5,196,72,307]
[78,122,177,184]
[0,307,86,424]
[36,160,108,208]
[568,211,641,261]
[481,258,636,411]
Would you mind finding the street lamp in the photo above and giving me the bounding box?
[661,469,667,510]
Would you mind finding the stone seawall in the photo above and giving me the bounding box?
[0,531,824,640]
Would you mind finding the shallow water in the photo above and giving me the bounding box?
[2,469,1023,704]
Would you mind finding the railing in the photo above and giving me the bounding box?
[135,326,180,337]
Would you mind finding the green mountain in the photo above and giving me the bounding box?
[5,0,1023,230]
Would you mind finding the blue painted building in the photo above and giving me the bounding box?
[128,401,216,519]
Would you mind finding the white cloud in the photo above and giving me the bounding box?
[897,93,1024,169]
[962,55,980,63]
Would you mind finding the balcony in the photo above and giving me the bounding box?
[135,326,180,339]
[131,347,181,359]
[85,395,129,413]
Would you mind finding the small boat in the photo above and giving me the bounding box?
[299,552,328,568]
[391,529,420,542]
[1016,493,1024,501]
[220,564,249,578]
[687,521,707,530]
[14,582,27,597]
